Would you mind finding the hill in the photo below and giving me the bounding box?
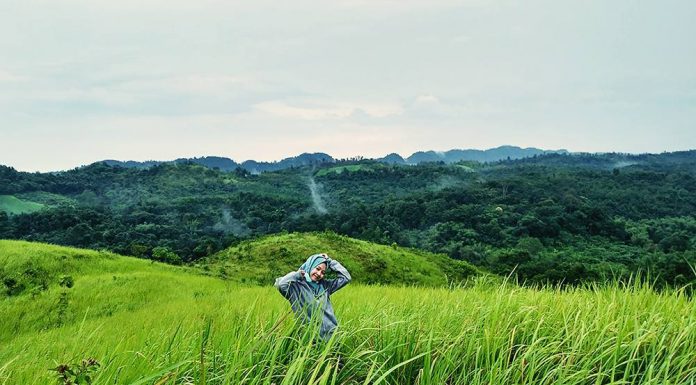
[496,150,696,174]
[0,231,482,304]
[82,146,564,173]
[405,146,567,164]
[0,151,694,287]
[0,240,228,341]
[100,152,336,173]
[1,239,693,384]
[201,231,482,286]
[0,195,44,215]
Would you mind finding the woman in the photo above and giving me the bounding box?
[274,253,351,340]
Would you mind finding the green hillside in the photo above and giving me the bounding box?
[0,195,44,214]
[1,233,480,342]
[202,231,482,286]
[0,230,692,385]
[0,240,228,342]
[1,240,694,384]
[315,164,374,176]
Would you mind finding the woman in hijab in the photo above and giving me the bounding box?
[274,253,352,340]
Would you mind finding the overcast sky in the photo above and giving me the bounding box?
[1,0,695,172]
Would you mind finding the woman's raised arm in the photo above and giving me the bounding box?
[274,270,302,299]
[325,259,351,295]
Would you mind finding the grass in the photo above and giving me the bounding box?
[0,195,44,215]
[202,231,481,286]
[1,240,695,384]
[15,191,76,206]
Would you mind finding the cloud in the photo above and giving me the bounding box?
[335,0,489,10]
[414,94,440,105]
[1,72,270,117]
[253,100,403,121]
[0,69,25,82]
[407,94,458,118]
[114,74,255,96]
[254,101,352,120]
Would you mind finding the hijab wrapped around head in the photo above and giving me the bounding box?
[300,254,328,294]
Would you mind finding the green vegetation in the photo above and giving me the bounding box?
[0,195,44,215]
[203,232,481,285]
[1,151,695,286]
[0,240,219,339]
[315,164,371,176]
[16,191,76,206]
[1,241,694,384]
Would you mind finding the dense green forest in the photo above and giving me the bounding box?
[1,151,695,287]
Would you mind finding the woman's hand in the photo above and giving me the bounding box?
[321,253,332,270]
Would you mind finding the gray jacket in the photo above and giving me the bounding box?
[274,259,352,339]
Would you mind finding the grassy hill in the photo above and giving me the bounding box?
[0,195,44,215]
[0,240,228,341]
[201,231,482,286]
[1,233,480,342]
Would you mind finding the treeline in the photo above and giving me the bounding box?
[1,152,695,286]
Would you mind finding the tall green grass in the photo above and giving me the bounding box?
[2,277,694,384]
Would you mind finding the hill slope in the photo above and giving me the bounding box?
[202,231,482,286]
[0,240,227,342]
[0,195,44,215]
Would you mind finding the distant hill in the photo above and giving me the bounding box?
[176,156,239,171]
[242,152,335,174]
[405,146,567,164]
[202,231,482,286]
[377,153,407,164]
[496,150,696,173]
[98,146,566,173]
[101,159,163,168]
[101,152,336,173]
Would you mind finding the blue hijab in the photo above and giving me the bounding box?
[300,254,328,295]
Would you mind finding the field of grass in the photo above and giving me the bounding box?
[0,195,44,215]
[1,240,695,384]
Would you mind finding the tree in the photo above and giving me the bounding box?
[152,246,182,265]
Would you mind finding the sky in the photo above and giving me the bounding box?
[1,0,695,172]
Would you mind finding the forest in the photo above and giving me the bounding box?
[1,151,695,287]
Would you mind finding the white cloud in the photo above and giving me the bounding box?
[254,100,403,121]
[0,69,25,82]
[414,94,440,104]
[254,101,352,120]
[114,74,254,96]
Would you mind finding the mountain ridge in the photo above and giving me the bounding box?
[98,145,567,173]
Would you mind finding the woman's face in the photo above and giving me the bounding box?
[310,262,327,282]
